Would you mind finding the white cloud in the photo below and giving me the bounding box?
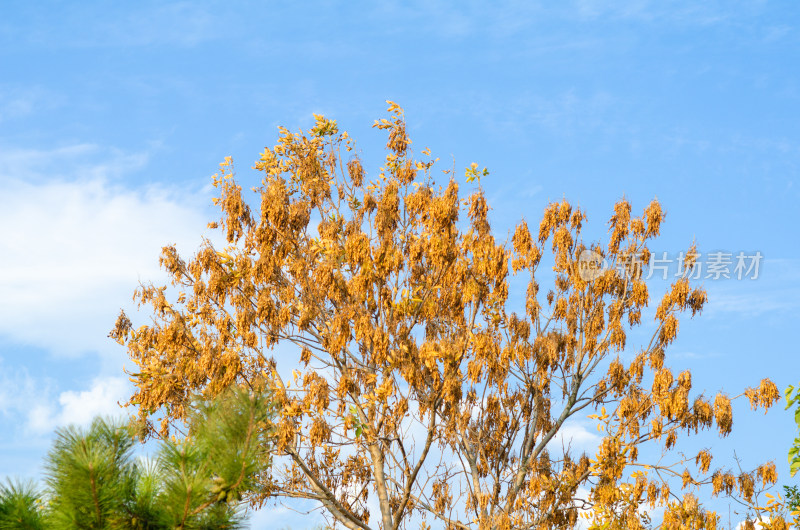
[736,520,768,530]
[26,376,131,434]
[552,420,602,453]
[0,145,213,356]
[56,376,131,426]
[0,358,130,435]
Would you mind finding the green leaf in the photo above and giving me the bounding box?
[790,459,800,477]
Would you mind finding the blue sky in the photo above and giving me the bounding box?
[1,1,798,527]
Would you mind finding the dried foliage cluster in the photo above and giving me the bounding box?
[113,103,784,530]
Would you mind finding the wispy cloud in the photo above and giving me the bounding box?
[370,0,745,40]
[2,2,220,51]
[366,0,539,39]
[0,85,62,123]
[704,259,800,318]
[245,499,326,528]
[671,350,723,361]
[569,0,744,25]
[430,88,619,144]
[0,364,45,422]
[91,2,218,48]
[706,289,800,317]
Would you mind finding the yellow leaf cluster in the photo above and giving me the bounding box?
[111,104,785,530]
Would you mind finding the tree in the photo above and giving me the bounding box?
[787,385,800,478]
[113,102,783,529]
[780,385,800,522]
[0,480,45,529]
[0,383,274,529]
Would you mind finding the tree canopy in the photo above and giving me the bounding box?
[113,102,785,529]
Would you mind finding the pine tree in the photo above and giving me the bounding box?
[0,480,45,529]
[0,383,275,529]
[45,416,138,528]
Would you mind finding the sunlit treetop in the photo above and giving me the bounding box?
[112,102,784,530]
